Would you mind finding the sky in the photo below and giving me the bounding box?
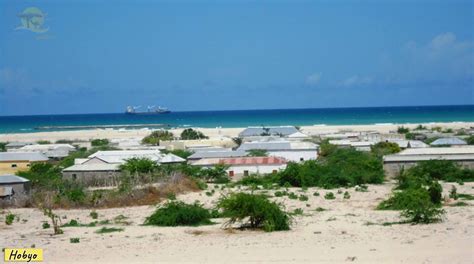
[0,0,473,116]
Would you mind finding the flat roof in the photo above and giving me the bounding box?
[192,156,287,166]
[0,175,30,184]
[396,146,474,156]
[384,154,474,162]
[0,152,49,162]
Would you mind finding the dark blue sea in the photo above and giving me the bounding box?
[0,105,473,133]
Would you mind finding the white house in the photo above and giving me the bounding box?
[191,156,287,180]
[9,144,76,158]
[237,140,318,162]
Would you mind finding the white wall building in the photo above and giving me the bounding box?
[237,140,318,162]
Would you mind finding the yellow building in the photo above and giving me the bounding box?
[0,152,48,175]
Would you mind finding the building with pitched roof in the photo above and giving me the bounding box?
[237,140,318,162]
[0,152,48,174]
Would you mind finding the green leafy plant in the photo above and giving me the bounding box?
[217,192,291,232]
[298,195,309,201]
[343,191,351,199]
[95,227,124,234]
[90,211,98,219]
[142,130,174,145]
[91,138,109,146]
[70,238,80,243]
[42,222,50,229]
[449,185,458,200]
[247,149,268,157]
[180,128,208,140]
[324,192,335,200]
[313,191,320,196]
[5,213,15,225]
[144,201,212,226]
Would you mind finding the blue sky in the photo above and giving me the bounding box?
[0,0,473,116]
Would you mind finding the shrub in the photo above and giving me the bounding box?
[218,193,291,232]
[449,185,458,200]
[142,130,174,145]
[161,149,193,159]
[274,191,286,197]
[313,191,320,196]
[324,192,335,200]
[70,238,80,243]
[355,185,368,192]
[400,198,445,224]
[95,227,124,234]
[377,188,431,210]
[449,201,469,207]
[291,208,304,215]
[298,195,309,201]
[199,164,230,183]
[120,158,157,174]
[404,160,474,183]
[90,211,98,219]
[288,193,298,200]
[247,149,268,157]
[144,201,212,226]
[371,142,401,156]
[343,191,351,199]
[428,182,442,205]
[467,135,474,145]
[91,138,109,146]
[397,126,409,134]
[5,213,15,225]
[167,193,177,200]
[42,222,50,229]
[180,128,208,140]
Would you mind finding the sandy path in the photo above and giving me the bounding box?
[1,182,473,263]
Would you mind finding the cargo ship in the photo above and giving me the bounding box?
[125,105,171,115]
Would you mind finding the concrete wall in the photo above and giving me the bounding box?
[62,171,121,187]
[0,182,30,195]
[383,160,474,179]
[160,139,236,150]
[267,150,318,162]
[0,161,31,175]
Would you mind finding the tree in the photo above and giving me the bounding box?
[466,135,474,145]
[247,149,268,157]
[91,138,109,146]
[142,130,174,145]
[180,128,208,140]
[370,142,401,157]
[199,164,230,183]
[232,137,243,148]
[162,149,193,159]
[0,142,7,152]
[119,158,158,174]
[397,126,409,134]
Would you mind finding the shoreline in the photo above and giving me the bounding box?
[1,121,472,142]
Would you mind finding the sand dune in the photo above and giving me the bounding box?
[1,182,473,263]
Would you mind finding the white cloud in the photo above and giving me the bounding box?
[339,75,373,87]
[305,72,322,85]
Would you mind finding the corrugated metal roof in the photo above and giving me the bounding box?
[192,156,287,166]
[238,141,317,151]
[430,137,467,146]
[0,175,30,184]
[63,163,120,172]
[239,126,298,137]
[19,144,75,151]
[188,150,247,159]
[396,146,474,155]
[160,154,186,163]
[0,152,49,162]
[384,154,474,162]
[388,139,429,148]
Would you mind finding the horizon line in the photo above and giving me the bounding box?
[1,103,473,118]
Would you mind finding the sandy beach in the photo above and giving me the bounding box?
[1,122,473,143]
[1,182,473,263]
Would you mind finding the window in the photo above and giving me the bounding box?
[72,174,77,180]
[228,171,234,177]
[272,170,277,174]
[11,164,17,168]
[244,170,249,176]
[300,157,304,161]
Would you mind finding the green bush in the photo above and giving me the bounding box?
[91,138,109,146]
[403,160,474,183]
[5,213,15,225]
[90,211,98,219]
[298,195,309,201]
[397,126,409,134]
[277,148,384,188]
[324,192,335,200]
[343,191,351,199]
[467,135,474,145]
[400,197,445,224]
[288,192,298,200]
[377,188,432,210]
[144,201,212,226]
[42,222,50,229]
[180,128,208,140]
[449,185,458,200]
[217,193,291,232]
[142,130,174,145]
[370,142,401,157]
[313,191,320,196]
[95,227,124,234]
[70,238,80,243]
[428,182,443,205]
[247,149,268,157]
[161,149,193,159]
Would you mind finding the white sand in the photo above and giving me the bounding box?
[1,182,473,263]
[1,122,473,142]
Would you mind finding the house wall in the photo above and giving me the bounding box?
[226,164,287,180]
[62,171,121,187]
[0,182,30,195]
[0,161,32,175]
[383,160,474,179]
[267,150,318,162]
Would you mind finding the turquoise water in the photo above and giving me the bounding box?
[0,105,473,133]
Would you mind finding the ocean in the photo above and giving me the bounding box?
[0,105,473,133]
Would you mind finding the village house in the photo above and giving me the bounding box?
[62,149,186,186]
[430,137,467,147]
[383,146,474,178]
[190,156,287,180]
[237,140,318,162]
[0,175,31,199]
[187,150,247,161]
[0,152,49,175]
[8,143,76,159]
